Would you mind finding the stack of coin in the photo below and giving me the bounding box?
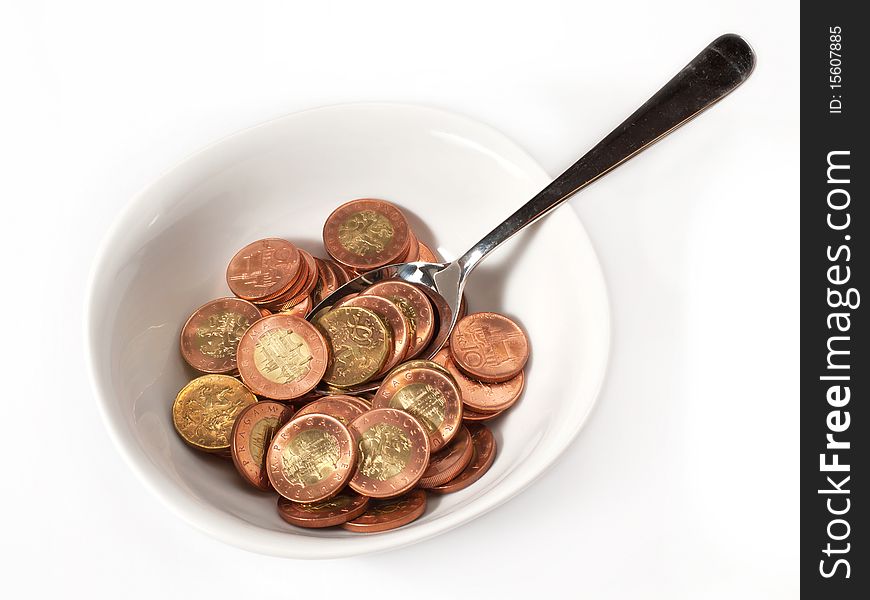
[309,279,440,390]
[170,198,529,533]
[322,198,440,272]
[225,238,304,308]
[433,312,528,421]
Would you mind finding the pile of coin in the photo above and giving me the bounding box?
[173,198,529,532]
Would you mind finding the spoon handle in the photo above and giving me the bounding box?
[456,33,755,276]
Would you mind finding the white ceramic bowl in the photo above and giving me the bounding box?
[86,103,610,558]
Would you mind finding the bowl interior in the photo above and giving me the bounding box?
[87,104,610,558]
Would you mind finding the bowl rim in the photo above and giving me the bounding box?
[84,101,611,558]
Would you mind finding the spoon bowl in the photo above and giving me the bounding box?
[307,260,459,369]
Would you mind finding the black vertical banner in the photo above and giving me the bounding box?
[802,3,868,597]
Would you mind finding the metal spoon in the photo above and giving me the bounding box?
[308,33,755,392]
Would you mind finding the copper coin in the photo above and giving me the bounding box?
[275,294,313,318]
[276,250,320,307]
[339,295,411,376]
[325,258,353,285]
[430,348,451,369]
[418,426,474,488]
[259,307,273,317]
[180,297,262,374]
[372,366,462,452]
[253,259,304,306]
[293,396,366,426]
[256,248,312,306]
[462,404,508,422]
[267,414,358,503]
[444,355,524,413]
[313,257,339,304]
[417,241,439,263]
[322,199,411,270]
[348,408,430,498]
[226,238,301,301]
[428,424,497,494]
[449,312,529,383]
[277,491,369,528]
[458,293,468,320]
[289,392,322,407]
[345,395,372,412]
[362,280,434,358]
[172,375,258,453]
[230,401,294,490]
[402,228,420,262]
[237,314,329,400]
[341,489,427,533]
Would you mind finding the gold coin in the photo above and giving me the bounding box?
[348,408,430,498]
[315,306,391,388]
[267,414,358,503]
[390,383,446,432]
[373,366,463,451]
[338,210,395,256]
[253,328,313,384]
[358,422,412,480]
[172,374,258,453]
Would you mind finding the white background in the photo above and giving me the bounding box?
[0,1,798,598]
